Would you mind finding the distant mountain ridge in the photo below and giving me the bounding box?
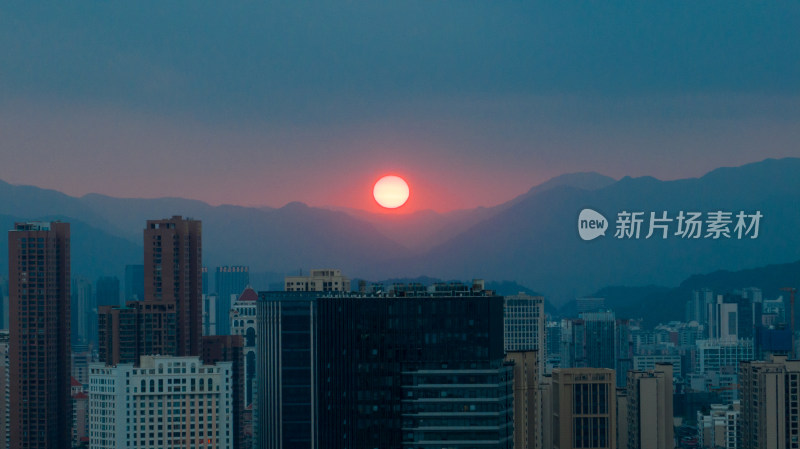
[559,259,800,327]
[0,158,798,306]
[385,157,800,303]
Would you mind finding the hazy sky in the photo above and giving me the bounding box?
[2,1,799,212]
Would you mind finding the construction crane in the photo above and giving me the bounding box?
[781,287,797,358]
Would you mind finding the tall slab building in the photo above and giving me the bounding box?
[504,294,546,377]
[144,216,203,356]
[8,221,71,449]
[99,216,202,364]
[256,283,514,449]
[739,355,800,449]
[625,363,674,449]
[551,368,616,449]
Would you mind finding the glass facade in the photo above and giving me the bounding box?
[256,291,317,449]
[257,289,511,449]
[401,367,514,449]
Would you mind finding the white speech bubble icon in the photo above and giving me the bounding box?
[578,209,608,241]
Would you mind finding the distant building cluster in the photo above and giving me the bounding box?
[2,216,798,448]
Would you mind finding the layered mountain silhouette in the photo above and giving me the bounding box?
[560,259,800,327]
[1,158,798,306]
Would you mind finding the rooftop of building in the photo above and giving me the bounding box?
[237,287,257,302]
[261,280,497,301]
[12,220,64,231]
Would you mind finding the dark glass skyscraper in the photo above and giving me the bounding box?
[8,221,72,449]
[256,284,513,449]
[258,291,317,449]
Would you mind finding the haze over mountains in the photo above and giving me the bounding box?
[1,157,799,306]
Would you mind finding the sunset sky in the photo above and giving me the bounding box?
[2,2,799,212]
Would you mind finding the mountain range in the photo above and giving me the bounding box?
[1,157,799,307]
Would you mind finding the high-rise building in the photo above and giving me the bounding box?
[98,301,177,365]
[229,287,257,408]
[551,368,616,449]
[257,291,316,449]
[708,295,739,340]
[696,338,754,374]
[581,311,617,370]
[8,221,72,449]
[71,378,88,448]
[0,330,9,449]
[88,355,234,449]
[540,375,554,449]
[214,266,249,335]
[739,355,800,449]
[625,363,674,449]
[284,268,350,292]
[96,276,120,307]
[633,354,682,373]
[559,319,583,369]
[506,351,538,449]
[71,349,93,385]
[202,292,218,336]
[547,321,563,371]
[144,216,202,356]
[697,402,740,449]
[763,296,786,325]
[616,319,634,388]
[505,294,546,377]
[687,288,714,324]
[71,276,92,346]
[124,264,144,302]
[256,283,513,449]
[202,266,209,295]
[0,277,8,330]
[99,217,202,364]
[756,326,793,359]
[725,291,757,340]
[559,313,619,371]
[616,389,628,449]
[202,335,246,449]
[576,297,606,314]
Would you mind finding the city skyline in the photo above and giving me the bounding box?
[2,2,800,447]
[3,215,800,448]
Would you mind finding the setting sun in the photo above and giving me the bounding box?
[373,175,410,209]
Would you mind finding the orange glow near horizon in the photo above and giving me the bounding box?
[373,175,410,209]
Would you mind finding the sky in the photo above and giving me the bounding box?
[1,1,799,213]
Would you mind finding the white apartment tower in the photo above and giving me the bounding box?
[88,356,233,449]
